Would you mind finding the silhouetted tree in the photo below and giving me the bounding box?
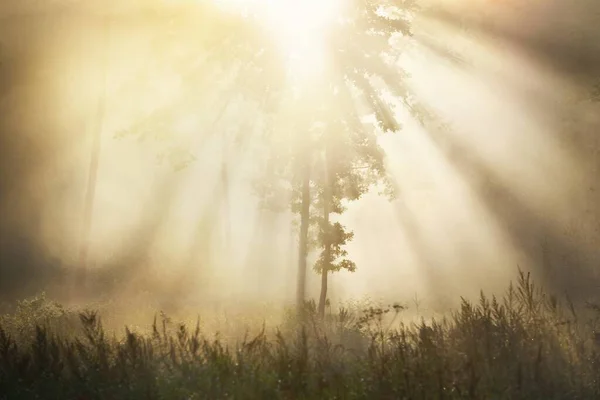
[256,0,421,318]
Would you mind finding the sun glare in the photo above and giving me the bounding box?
[214,0,342,80]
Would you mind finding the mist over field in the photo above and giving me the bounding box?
[0,0,598,317]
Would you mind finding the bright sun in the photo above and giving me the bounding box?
[214,0,343,79]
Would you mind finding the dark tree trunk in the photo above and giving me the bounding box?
[318,148,332,319]
[296,168,311,318]
[317,186,331,319]
[318,267,328,318]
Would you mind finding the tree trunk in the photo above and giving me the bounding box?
[77,15,110,291]
[296,168,311,318]
[318,148,332,319]
[318,268,328,318]
[317,188,331,319]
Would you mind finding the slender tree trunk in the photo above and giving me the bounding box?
[318,148,332,319]
[317,187,331,319]
[296,167,311,318]
[77,15,110,290]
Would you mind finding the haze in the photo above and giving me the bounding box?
[0,0,599,323]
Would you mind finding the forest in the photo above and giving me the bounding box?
[0,0,599,398]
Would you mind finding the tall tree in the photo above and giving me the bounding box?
[78,14,111,290]
[256,0,418,318]
[115,1,421,316]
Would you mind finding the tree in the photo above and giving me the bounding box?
[77,2,248,289]
[78,13,111,290]
[114,0,421,317]
[314,105,392,318]
[255,0,420,318]
[279,91,396,319]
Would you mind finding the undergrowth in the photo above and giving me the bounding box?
[1,271,600,399]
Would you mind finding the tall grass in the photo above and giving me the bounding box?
[1,271,600,399]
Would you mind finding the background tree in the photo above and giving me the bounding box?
[114,4,286,295]
[77,13,111,290]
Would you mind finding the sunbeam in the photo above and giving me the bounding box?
[1,0,599,361]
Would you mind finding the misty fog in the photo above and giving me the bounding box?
[0,0,599,322]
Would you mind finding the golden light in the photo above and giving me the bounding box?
[214,0,343,80]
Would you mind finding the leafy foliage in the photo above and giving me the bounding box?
[314,222,356,273]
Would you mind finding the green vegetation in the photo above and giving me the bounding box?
[2,271,600,399]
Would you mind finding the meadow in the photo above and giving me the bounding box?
[2,271,600,399]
